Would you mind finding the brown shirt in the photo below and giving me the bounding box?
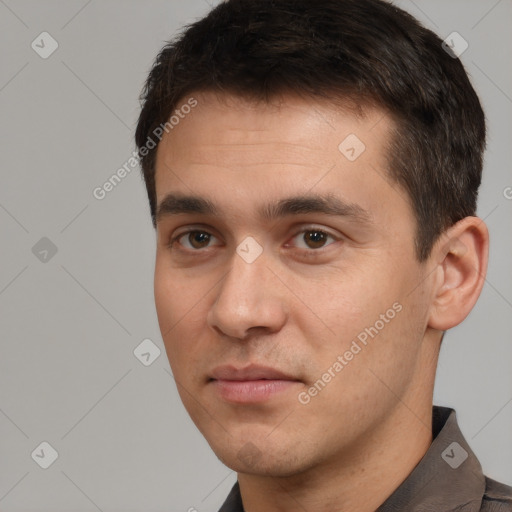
[218,406,512,511]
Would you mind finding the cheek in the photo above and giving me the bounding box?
[154,262,204,370]
[154,262,228,394]
[154,268,178,335]
[154,257,204,331]
[294,263,423,392]
[293,264,397,353]
[297,305,421,443]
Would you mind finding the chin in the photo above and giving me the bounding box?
[209,436,312,477]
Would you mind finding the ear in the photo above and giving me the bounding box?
[428,217,489,330]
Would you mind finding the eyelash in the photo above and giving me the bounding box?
[168,227,339,252]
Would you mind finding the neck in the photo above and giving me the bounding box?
[237,368,436,512]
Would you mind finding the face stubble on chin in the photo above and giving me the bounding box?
[152,91,439,479]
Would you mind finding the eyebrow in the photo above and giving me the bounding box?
[156,193,372,224]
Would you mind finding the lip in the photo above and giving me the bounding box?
[208,364,301,403]
[210,364,297,381]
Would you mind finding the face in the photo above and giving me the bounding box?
[153,92,437,477]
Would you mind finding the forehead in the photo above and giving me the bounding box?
[156,91,389,158]
[153,91,405,223]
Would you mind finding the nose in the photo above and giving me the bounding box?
[207,246,288,340]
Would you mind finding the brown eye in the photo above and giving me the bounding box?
[288,229,337,250]
[186,231,211,249]
[171,230,217,250]
[303,230,328,249]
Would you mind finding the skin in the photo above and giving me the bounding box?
[152,91,488,512]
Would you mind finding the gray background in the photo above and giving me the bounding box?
[0,1,511,511]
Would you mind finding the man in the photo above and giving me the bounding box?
[135,0,512,510]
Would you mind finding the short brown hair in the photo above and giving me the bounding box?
[135,0,485,260]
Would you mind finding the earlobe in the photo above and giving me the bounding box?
[428,217,489,331]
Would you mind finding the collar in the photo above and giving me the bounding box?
[376,406,485,511]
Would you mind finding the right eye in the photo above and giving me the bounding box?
[170,230,221,251]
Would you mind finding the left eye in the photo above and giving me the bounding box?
[176,230,220,250]
[289,229,337,249]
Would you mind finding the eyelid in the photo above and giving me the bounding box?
[286,225,341,246]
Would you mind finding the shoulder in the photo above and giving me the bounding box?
[479,477,512,511]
